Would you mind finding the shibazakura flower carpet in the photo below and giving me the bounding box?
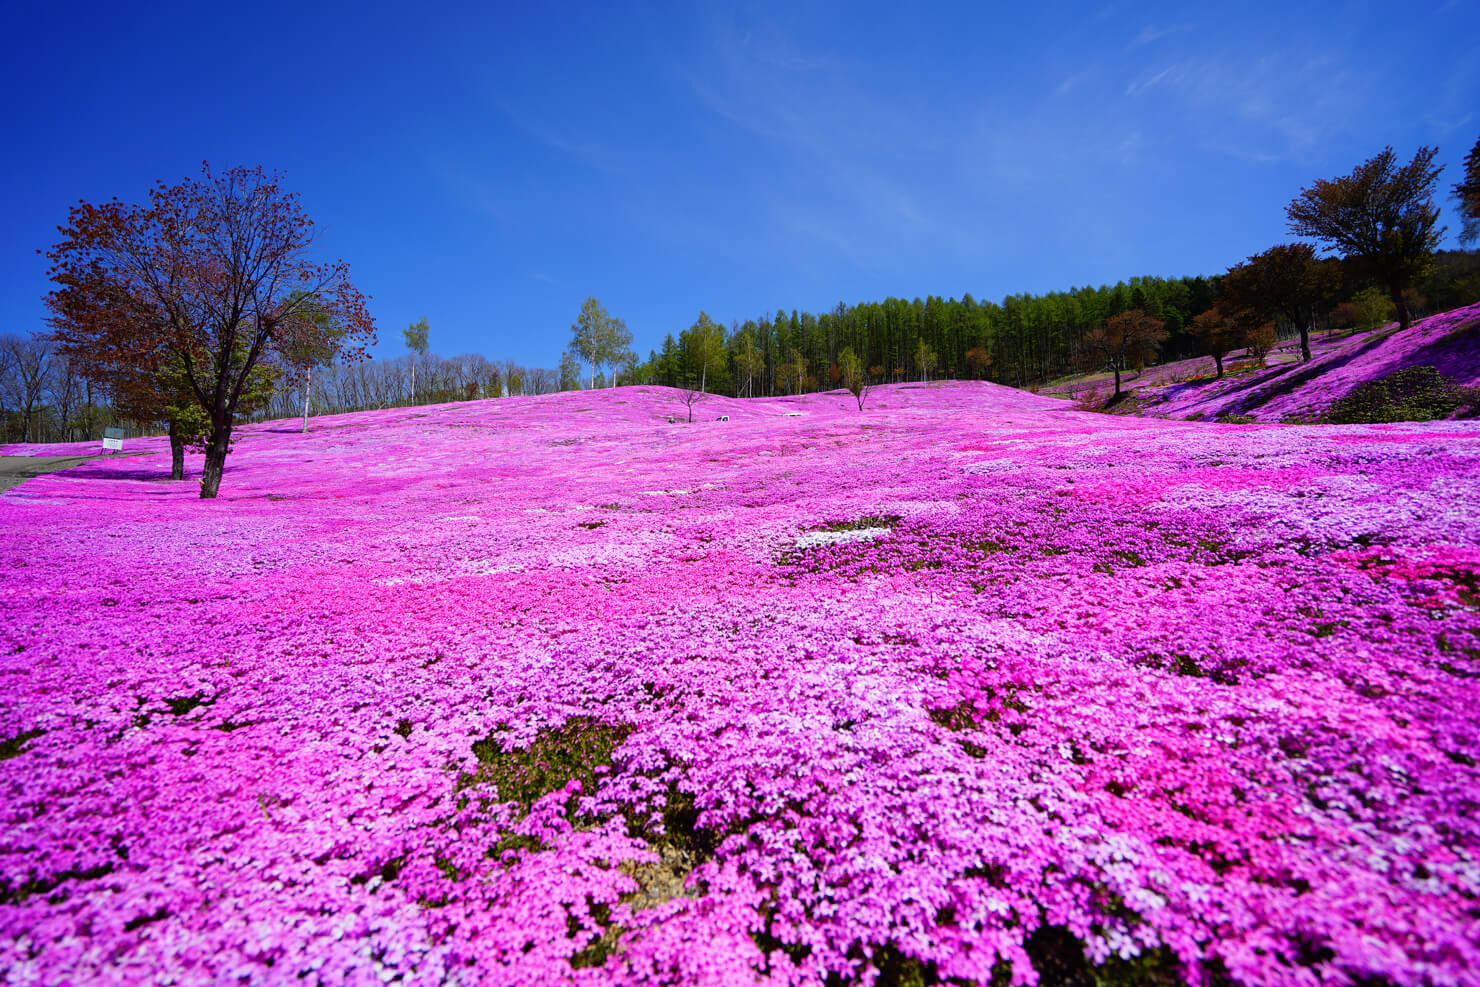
[2,382,1477,985]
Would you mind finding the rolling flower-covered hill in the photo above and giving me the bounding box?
[2,383,1478,986]
[1051,301,1480,423]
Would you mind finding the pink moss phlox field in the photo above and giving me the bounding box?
[2,382,1478,986]
[1042,302,1480,422]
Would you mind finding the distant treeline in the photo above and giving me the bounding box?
[634,250,1480,396]
[0,341,559,446]
[255,353,560,425]
[5,253,1476,445]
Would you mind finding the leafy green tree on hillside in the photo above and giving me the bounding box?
[838,347,870,410]
[731,327,765,398]
[1347,287,1395,332]
[777,347,807,395]
[1287,146,1446,331]
[558,351,581,391]
[404,317,429,403]
[569,297,631,389]
[613,349,639,387]
[681,311,726,394]
[915,339,938,382]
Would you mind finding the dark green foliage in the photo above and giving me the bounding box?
[821,514,902,532]
[1455,135,1480,246]
[1324,365,1469,424]
[164,693,210,716]
[0,728,44,760]
[0,862,115,906]
[462,717,632,816]
[1023,926,1193,987]
[1287,146,1446,331]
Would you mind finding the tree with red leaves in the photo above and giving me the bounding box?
[1220,244,1339,363]
[1186,307,1245,379]
[1082,309,1167,400]
[45,164,375,498]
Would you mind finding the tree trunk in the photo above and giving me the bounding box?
[1213,354,1224,378]
[199,426,231,499]
[1389,282,1411,331]
[1298,323,1311,363]
[1112,365,1122,398]
[302,366,311,432]
[169,430,185,481]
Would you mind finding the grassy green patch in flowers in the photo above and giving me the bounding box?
[818,513,903,532]
[459,716,633,816]
[0,728,44,760]
[164,693,213,716]
[0,862,116,907]
[562,791,715,973]
[350,855,406,887]
[1093,549,1146,573]
[568,900,620,969]
[1323,365,1477,424]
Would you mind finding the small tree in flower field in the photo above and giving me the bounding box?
[45,163,376,498]
[1082,309,1167,400]
[1187,307,1243,379]
[838,346,870,409]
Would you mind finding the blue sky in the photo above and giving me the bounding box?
[3,0,1477,369]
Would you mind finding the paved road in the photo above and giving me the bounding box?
[0,454,146,492]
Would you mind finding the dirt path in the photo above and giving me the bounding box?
[0,454,148,492]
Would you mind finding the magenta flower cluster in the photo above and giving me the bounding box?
[2,381,1478,985]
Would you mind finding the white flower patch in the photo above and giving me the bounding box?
[793,526,893,550]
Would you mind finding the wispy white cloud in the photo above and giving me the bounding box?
[1124,65,1175,97]
[676,14,980,271]
[1107,47,1368,162]
[490,96,624,173]
[1125,24,1184,50]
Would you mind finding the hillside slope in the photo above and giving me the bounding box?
[1046,301,1480,422]
[2,383,1478,986]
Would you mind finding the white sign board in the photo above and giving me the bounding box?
[102,426,124,452]
[102,437,123,452]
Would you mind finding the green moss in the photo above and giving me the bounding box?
[0,862,115,907]
[460,716,632,817]
[820,513,903,532]
[1324,365,1470,424]
[0,728,43,760]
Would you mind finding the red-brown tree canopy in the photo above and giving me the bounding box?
[45,163,375,497]
[1221,244,1339,363]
